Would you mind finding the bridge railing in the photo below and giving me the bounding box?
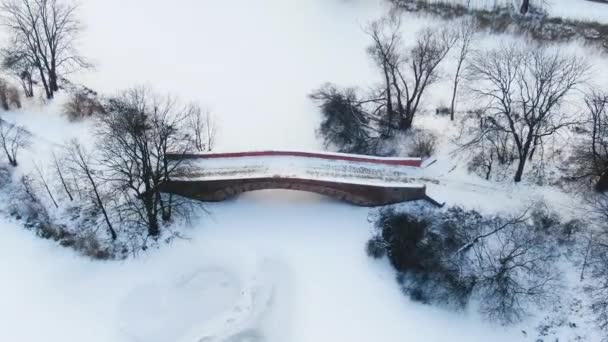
[166,150,423,167]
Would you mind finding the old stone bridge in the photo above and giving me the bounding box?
[159,151,438,207]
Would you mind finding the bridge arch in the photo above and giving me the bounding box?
[159,177,427,207]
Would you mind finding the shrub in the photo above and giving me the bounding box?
[0,78,21,111]
[368,205,562,324]
[408,130,437,158]
[366,236,386,259]
[435,106,450,116]
[63,91,105,121]
[371,208,474,308]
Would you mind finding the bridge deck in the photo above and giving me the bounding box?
[174,151,423,188]
[163,151,429,206]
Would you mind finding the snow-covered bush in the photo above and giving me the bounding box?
[368,204,565,324]
[310,84,378,154]
[408,130,438,158]
[0,78,21,111]
[368,207,475,309]
[63,91,105,121]
[0,166,116,259]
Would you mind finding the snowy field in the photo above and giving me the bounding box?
[0,198,530,342]
[1,0,607,341]
[549,0,608,22]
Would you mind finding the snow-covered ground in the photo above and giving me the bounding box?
[0,198,528,342]
[547,0,608,22]
[1,0,607,341]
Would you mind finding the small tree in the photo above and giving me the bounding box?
[466,46,588,182]
[449,18,476,121]
[186,104,216,152]
[0,118,28,166]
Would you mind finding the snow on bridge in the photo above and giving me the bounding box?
[160,151,436,206]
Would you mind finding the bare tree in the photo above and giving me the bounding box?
[186,104,216,152]
[0,118,29,166]
[97,87,194,238]
[0,0,89,99]
[366,18,456,133]
[571,91,608,191]
[466,46,588,182]
[450,18,476,121]
[65,140,117,241]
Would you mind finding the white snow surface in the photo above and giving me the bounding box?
[0,0,607,342]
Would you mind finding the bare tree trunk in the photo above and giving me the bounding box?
[596,170,608,192]
[49,68,58,92]
[86,169,116,240]
[520,0,530,14]
[37,67,52,99]
[53,153,73,201]
[450,77,458,121]
[35,163,59,208]
[144,193,160,237]
[26,75,33,97]
[514,156,527,182]
[581,233,594,281]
